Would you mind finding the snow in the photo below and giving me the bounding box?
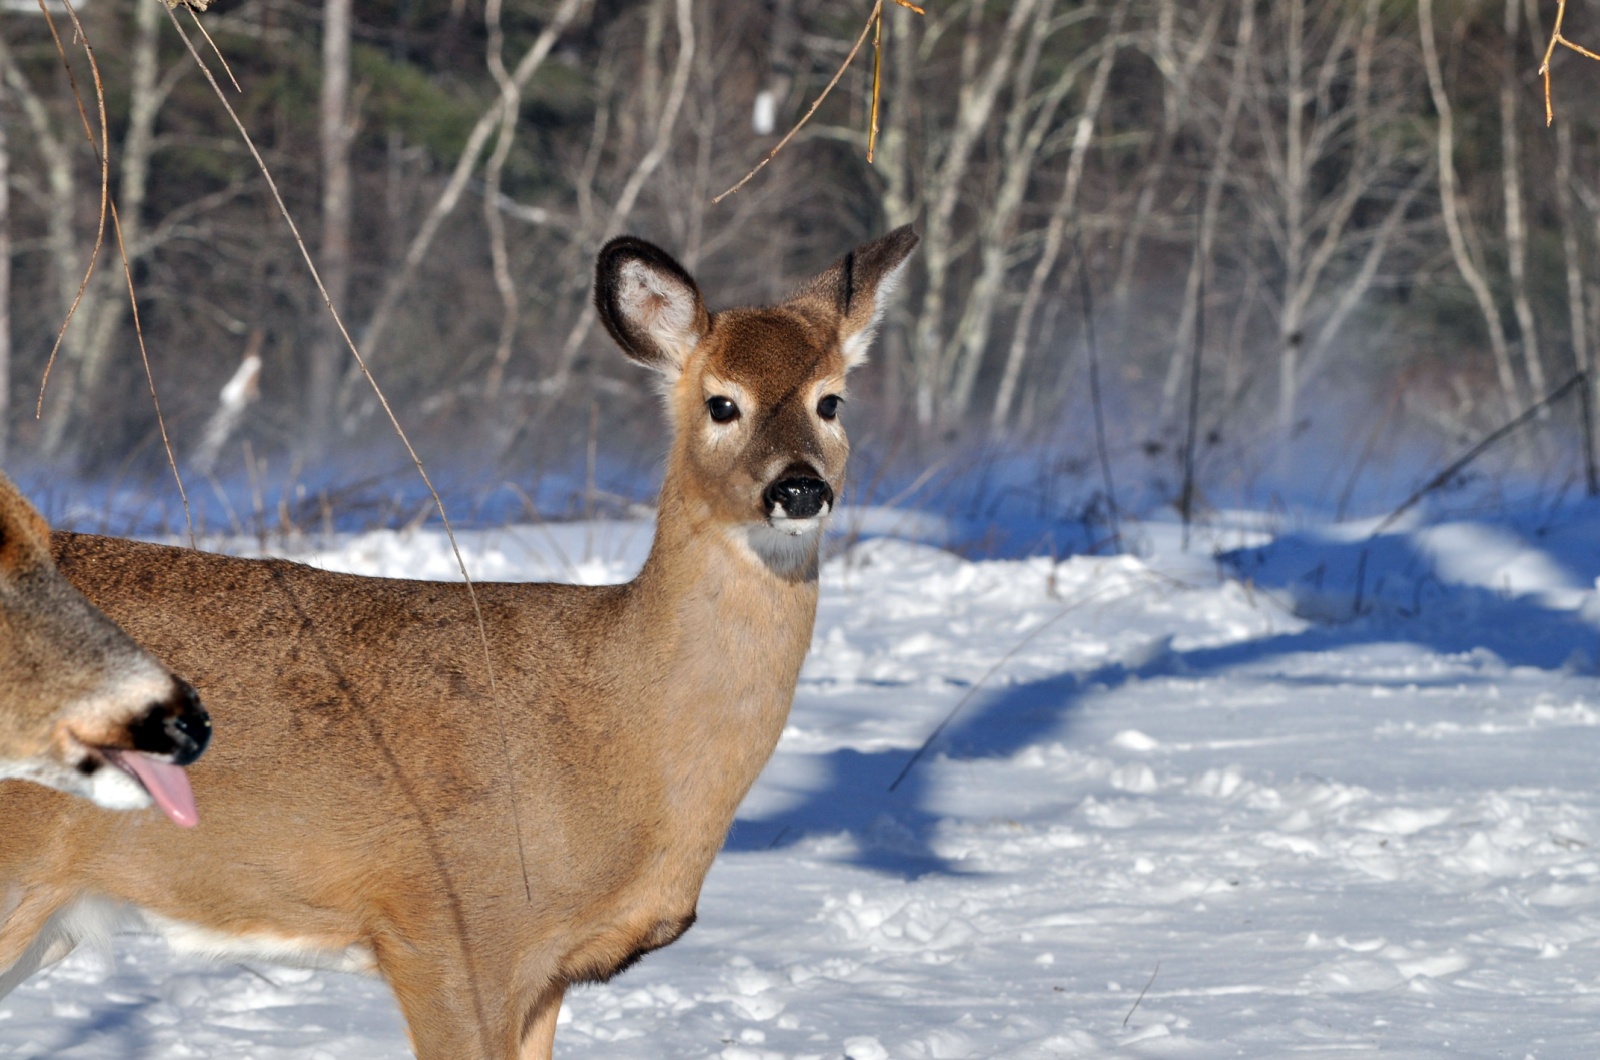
[8,504,1600,1056]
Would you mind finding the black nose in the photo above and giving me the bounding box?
[763,477,834,520]
[130,679,211,766]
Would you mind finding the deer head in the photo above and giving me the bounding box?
[594,226,918,576]
[0,476,209,824]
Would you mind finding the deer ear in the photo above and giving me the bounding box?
[791,225,919,370]
[594,237,710,377]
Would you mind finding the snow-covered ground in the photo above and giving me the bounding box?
[7,504,1600,1057]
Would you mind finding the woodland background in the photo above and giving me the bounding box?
[3,0,1600,530]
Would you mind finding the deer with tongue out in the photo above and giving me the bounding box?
[0,226,917,1058]
[0,470,207,826]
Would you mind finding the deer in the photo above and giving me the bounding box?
[0,226,918,1058]
[0,470,208,827]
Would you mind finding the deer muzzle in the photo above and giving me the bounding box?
[127,678,211,766]
[763,473,834,523]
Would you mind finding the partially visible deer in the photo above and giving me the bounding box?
[0,227,917,1058]
[0,472,208,825]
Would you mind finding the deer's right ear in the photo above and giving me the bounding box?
[594,237,710,378]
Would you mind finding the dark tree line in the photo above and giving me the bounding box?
[2,0,1599,496]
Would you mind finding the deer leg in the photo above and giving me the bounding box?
[517,983,566,1060]
[0,889,78,1000]
[376,939,510,1060]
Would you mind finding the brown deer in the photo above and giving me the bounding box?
[0,471,208,826]
[0,227,917,1058]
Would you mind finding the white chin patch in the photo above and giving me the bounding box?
[87,763,155,810]
[727,510,829,577]
[0,753,152,809]
[768,501,830,536]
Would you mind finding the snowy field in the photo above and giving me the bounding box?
[6,503,1600,1057]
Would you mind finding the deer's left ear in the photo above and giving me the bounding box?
[791,226,919,370]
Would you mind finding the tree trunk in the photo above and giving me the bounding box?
[1114,4,1223,309]
[2,33,87,457]
[308,0,353,451]
[987,0,1129,431]
[874,0,920,423]
[1159,0,1252,421]
[1501,0,1545,407]
[0,70,10,466]
[909,0,1039,428]
[482,0,522,399]
[27,0,163,462]
[352,0,584,380]
[1555,122,1594,479]
[1419,0,1520,416]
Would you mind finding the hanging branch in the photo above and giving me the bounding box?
[33,0,193,544]
[714,0,922,204]
[1540,0,1600,125]
[30,0,109,420]
[161,4,535,905]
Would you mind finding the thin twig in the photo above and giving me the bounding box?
[1541,0,1600,125]
[1076,226,1120,553]
[109,196,193,546]
[33,0,108,419]
[187,7,241,93]
[38,0,193,545]
[1123,961,1160,1028]
[866,4,882,163]
[1581,370,1599,496]
[714,0,883,204]
[1179,261,1205,551]
[1371,371,1587,538]
[163,5,534,903]
[887,580,1132,793]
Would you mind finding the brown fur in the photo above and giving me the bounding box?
[0,228,917,1059]
[0,471,203,801]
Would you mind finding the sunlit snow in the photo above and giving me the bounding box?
[7,505,1600,1057]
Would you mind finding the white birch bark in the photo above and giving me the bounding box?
[36,0,164,458]
[909,0,1040,427]
[1500,0,1545,404]
[0,68,9,466]
[355,0,585,373]
[308,0,353,448]
[482,0,522,399]
[1418,0,1520,415]
[1157,0,1253,420]
[987,0,1130,431]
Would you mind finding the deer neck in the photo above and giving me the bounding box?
[622,460,821,838]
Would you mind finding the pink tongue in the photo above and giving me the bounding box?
[105,749,200,828]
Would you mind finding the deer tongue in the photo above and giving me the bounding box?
[104,749,200,828]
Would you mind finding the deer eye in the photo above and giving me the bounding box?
[706,396,740,423]
[817,394,842,420]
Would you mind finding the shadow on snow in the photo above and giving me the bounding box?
[729,515,1600,877]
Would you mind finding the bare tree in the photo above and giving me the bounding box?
[1501,0,1545,405]
[1157,0,1253,421]
[1420,0,1521,416]
[0,65,9,466]
[989,0,1131,431]
[307,0,355,453]
[908,0,1041,428]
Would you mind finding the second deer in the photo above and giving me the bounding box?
[0,227,917,1058]
[0,471,207,825]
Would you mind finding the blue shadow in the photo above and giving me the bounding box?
[730,518,1600,876]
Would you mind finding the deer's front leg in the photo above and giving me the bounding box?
[376,935,512,1060]
[517,983,566,1060]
